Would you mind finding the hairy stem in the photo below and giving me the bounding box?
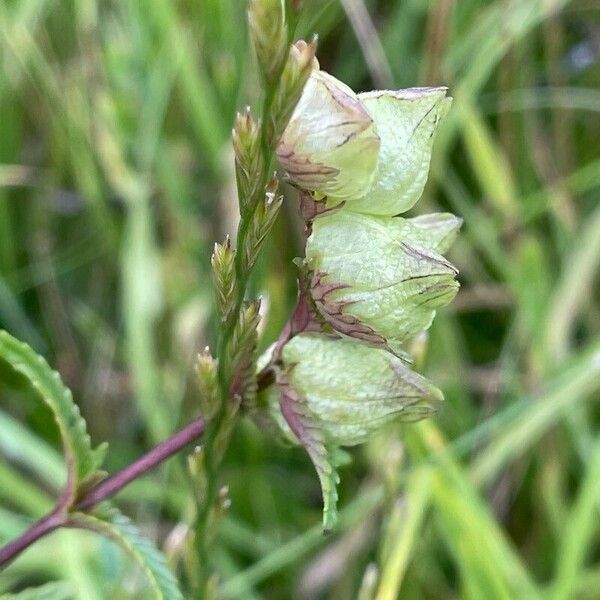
[0,417,205,569]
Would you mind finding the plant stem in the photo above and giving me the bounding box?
[76,418,205,510]
[215,90,276,398]
[0,508,65,567]
[193,85,278,597]
[0,416,205,569]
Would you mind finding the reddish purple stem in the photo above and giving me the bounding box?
[77,418,205,510]
[0,509,65,567]
[0,416,205,569]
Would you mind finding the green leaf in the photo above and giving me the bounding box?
[0,330,106,497]
[0,581,73,600]
[69,505,183,600]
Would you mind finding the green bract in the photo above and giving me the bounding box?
[270,66,459,530]
[338,88,451,215]
[305,211,461,355]
[278,334,442,443]
[278,75,450,214]
[266,334,442,529]
[277,70,380,200]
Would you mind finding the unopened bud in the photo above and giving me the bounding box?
[187,445,205,479]
[248,0,288,82]
[211,236,236,322]
[227,300,261,405]
[232,107,264,208]
[187,445,210,506]
[243,176,283,272]
[232,107,260,161]
[195,348,219,419]
[292,39,319,71]
[270,37,318,143]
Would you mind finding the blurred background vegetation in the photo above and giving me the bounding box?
[1,0,599,597]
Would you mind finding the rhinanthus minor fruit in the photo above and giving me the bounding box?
[306,210,462,355]
[262,333,443,530]
[277,69,380,200]
[261,60,460,529]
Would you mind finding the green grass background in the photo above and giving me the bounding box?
[0,0,599,597]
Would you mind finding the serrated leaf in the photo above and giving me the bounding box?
[0,330,106,498]
[69,504,183,600]
[0,581,73,600]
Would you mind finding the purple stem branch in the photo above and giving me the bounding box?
[0,509,65,567]
[0,416,205,569]
[76,418,205,510]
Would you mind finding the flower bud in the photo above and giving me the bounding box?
[305,210,461,355]
[248,0,288,83]
[195,347,219,419]
[277,69,380,200]
[270,38,318,143]
[232,107,260,164]
[211,235,236,322]
[242,175,283,272]
[232,107,263,207]
[227,299,261,403]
